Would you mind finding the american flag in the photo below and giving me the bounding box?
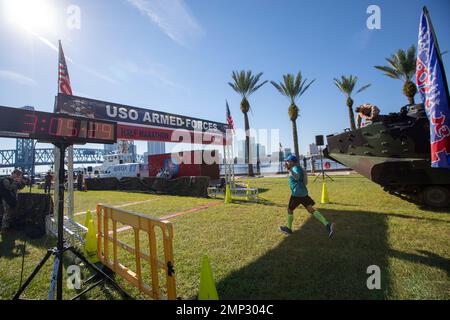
[58,40,73,95]
[226,100,235,132]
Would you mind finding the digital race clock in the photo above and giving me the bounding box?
[0,105,117,144]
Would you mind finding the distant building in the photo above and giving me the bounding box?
[250,137,256,164]
[104,143,118,154]
[147,141,165,155]
[308,143,319,156]
[237,140,246,164]
[143,141,166,164]
[128,143,137,157]
[257,143,268,163]
[259,144,266,158]
[249,137,258,163]
[237,138,257,164]
[271,151,280,162]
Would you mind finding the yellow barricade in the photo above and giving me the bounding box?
[96,204,176,300]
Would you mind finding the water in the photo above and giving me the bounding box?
[220,159,348,175]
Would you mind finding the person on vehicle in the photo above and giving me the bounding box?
[355,103,380,128]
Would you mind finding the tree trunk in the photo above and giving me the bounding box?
[244,112,254,176]
[348,102,356,131]
[292,119,300,162]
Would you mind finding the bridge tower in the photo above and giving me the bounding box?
[15,106,35,175]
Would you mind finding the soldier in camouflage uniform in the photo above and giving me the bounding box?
[0,169,26,235]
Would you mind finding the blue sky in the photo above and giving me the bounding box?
[0,0,449,157]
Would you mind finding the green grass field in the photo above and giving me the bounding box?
[1,174,449,300]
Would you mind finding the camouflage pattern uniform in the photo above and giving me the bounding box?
[0,172,25,232]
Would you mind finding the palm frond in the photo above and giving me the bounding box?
[334,75,355,96]
[272,71,314,104]
[229,70,267,99]
[375,45,416,81]
[374,65,400,79]
[250,80,268,95]
[294,71,302,92]
[334,75,370,99]
[355,83,371,95]
[300,79,315,96]
[270,81,284,96]
[333,78,346,96]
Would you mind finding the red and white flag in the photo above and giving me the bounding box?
[226,100,235,133]
[58,40,73,95]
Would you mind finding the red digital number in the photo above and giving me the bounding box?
[78,121,88,138]
[49,118,82,137]
[87,122,95,138]
[22,114,37,133]
[101,124,113,140]
[60,119,78,137]
[49,117,63,136]
[86,121,114,141]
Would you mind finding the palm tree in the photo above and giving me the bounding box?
[271,72,315,160]
[333,75,371,130]
[375,45,417,105]
[228,70,267,176]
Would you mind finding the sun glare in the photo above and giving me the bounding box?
[4,0,56,32]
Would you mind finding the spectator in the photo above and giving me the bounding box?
[0,169,26,235]
[44,171,52,194]
[76,172,85,191]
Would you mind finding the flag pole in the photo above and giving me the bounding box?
[53,40,62,227]
[54,40,75,236]
[56,40,61,107]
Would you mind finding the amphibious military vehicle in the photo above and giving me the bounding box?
[324,104,450,208]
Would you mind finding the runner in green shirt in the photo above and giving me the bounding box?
[279,154,334,238]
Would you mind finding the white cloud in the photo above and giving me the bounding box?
[117,60,190,95]
[33,32,60,54]
[26,31,117,84]
[127,0,204,47]
[121,60,176,87]
[0,70,38,86]
[78,64,119,85]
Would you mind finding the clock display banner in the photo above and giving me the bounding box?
[0,105,117,144]
[56,94,229,135]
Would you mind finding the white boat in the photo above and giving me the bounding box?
[88,151,138,177]
[99,163,149,178]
